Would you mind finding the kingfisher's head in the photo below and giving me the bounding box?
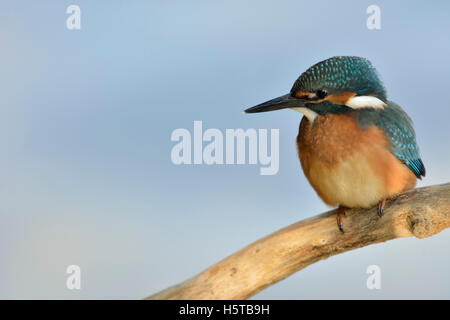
[244,56,387,122]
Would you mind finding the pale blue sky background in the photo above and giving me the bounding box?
[0,0,449,299]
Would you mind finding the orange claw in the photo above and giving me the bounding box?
[378,199,386,217]
[337,206,346,233]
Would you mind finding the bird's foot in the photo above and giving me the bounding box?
[378,199,386,217]
[337,206,346,233]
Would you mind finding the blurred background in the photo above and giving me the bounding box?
[1,0,449,299]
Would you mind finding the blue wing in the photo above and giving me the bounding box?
[376,101,426,178]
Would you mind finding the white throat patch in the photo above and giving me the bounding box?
[345,95,386,110]
[291,107,318,122]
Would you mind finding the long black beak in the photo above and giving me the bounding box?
[244,93,306,113]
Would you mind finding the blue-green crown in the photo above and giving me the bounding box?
[290,56,387,101]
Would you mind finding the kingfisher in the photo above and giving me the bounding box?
[244,56,425,232]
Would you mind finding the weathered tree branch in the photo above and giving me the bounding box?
[147,183,450,300]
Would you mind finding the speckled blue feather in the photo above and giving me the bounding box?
[291,56,387,100]
[357,101,426,178]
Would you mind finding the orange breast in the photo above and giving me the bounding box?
[297,114,416,208]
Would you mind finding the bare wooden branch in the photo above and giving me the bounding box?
[147,183,450,300]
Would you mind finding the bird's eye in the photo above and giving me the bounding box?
[316,89,328,99]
